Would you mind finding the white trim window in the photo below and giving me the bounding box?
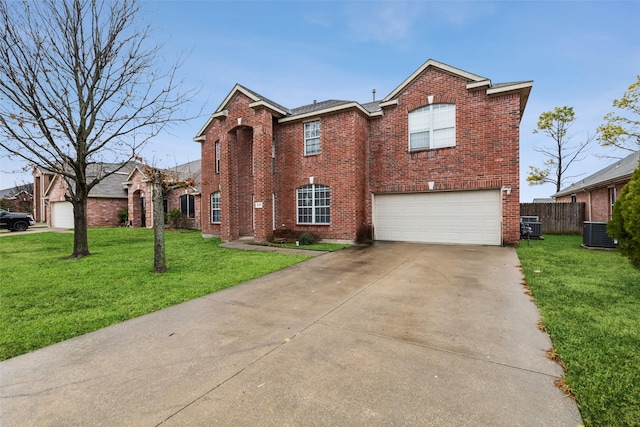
[211,191,221,223]
[297,184,330,224]
[215,141,220,174]
[304,120,321,155]
[408,103,456,151]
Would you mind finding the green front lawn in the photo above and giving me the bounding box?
[0,228,311,361]
[517,235,640,426]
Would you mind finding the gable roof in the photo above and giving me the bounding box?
[0,184,33,199]
[194,59,531,141]
[553,150,640,197]
[124,160,202,192]
[45,162,137,199]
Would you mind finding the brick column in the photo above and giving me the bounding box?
[252,110,274,242]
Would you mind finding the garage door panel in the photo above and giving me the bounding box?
[51,202,74,229]
[374,190,501,245]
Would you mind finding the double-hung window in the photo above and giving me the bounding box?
[304,120,321,155]
[211,192,221,223]
[180,194,195,219]
[297,184,330,224]
[408,103,456,151]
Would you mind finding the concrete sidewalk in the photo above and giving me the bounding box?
[0,242,583,426]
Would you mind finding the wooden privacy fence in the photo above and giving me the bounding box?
[520,202,585,235]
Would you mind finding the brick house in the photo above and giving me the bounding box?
[0,184,33,213]
[124,160,202,229]
[554,150,640,222]
[36,163,133,228]
[195,59,532,245]
[34,160,202,229]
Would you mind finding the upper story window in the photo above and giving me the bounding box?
[211,191,221,223]
[297,184,330,224]
[304,120,321,155]
[180,194,195,219]
[408,103,456,151]
[215,141,220,174]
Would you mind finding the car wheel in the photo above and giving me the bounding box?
[12,221,28,231]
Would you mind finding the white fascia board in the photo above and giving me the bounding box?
[382,59,488,103]
[248,100,288,117]
[193,109,229,141]
[278,102,372,123]
[379,99,399,108]
[466,79,491,90]
[487,81,533,96]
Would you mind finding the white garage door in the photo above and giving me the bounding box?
[51,201,74,229]
[373,190,501,245]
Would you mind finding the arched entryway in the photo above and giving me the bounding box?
[131,190,146,227]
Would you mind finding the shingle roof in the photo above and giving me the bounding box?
[0,184,33,199]
[164,159,201,191]
[553,150,640,197]
[86,162,137,198]
[290,100,353,116]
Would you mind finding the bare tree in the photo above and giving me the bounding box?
[0,0,192,258]
[527,106,594,193]
[151,168,166,273]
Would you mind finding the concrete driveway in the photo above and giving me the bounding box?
[0,242,582,426]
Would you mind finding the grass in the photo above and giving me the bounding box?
[516,235,640,426]
[0,228,311,361]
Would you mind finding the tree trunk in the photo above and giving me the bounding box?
[152,169,167,273]
[70,187,90,259]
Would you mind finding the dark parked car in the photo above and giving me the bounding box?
[0,208,36,231]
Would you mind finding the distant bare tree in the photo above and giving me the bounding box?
[0,0,192,258]
[527,106,594,193]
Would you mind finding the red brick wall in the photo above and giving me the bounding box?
[556,181,629,222]
[274,110,369,241]
[86,198,127,227]
[368,68,521,244]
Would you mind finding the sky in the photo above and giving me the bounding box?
[1,0,639,202]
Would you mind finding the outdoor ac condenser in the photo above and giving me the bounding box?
[583,222,617,248]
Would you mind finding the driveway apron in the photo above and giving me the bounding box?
[0,242,583,426]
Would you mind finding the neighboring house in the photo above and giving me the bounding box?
[194,59,532,245]
[124,160,202,229]
[34,160,202,229]
[0,184,33,213]
[554,150,640,222]
[37,163,134,228]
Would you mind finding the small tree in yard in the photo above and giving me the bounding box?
[527,106,594,193]
[598,76,640,153]
[0,0,191,259]
[608,163,640,269]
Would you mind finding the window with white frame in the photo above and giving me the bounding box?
[408,103,456,151]
[304,120,321,155]
[180,194,195,219]
[211,192,221,223]
[297,184,330,224]
[215,141,220,174]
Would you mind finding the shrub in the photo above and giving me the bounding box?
[608,163,640,269]
[117,207,128,226]
[298,232,315,245]
[167,208,183,229]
